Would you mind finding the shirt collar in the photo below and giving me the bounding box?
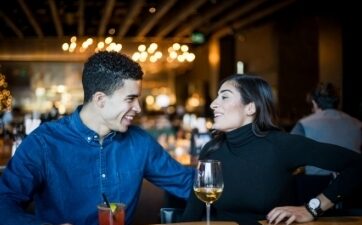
[70,105,116,143]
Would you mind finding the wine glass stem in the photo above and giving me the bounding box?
[206,203,211,225]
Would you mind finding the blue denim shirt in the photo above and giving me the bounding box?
[0,107,194,225]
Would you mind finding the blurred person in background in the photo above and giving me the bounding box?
[181,74,362,225]
[291,82,361,175]
[0,51,194,225]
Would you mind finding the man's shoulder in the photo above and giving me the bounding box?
[299,112,322,123]
[31,115,72,136]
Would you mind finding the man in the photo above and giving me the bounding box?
[291,82,362,175]
[0,51,194,225]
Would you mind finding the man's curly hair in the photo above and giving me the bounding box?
[82,51,143,103]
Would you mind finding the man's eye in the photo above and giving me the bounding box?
[221,96,228,100]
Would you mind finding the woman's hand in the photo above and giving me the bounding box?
[266,206,314,225]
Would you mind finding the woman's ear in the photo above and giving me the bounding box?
[246,102,256,116]
[92,92,106,108]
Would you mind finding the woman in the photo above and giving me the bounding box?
[181,74,362,225]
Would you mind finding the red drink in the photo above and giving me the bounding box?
[98,203,125,225]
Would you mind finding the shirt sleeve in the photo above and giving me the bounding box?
[290,122,305,135]
[143,134,194,200]
[278,133,362,203]
[0,133,49,225]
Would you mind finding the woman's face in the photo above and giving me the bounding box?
[210,81,254,132]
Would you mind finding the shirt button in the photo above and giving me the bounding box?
[101,174,106,178]
[87,137,91,141]
[94,135,97,138]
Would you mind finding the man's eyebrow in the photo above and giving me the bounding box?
[126,94,139,98]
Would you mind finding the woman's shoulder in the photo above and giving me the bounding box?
[265,129,306,146]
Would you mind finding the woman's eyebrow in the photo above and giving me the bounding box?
[220,89,233,94]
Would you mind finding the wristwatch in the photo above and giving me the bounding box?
[305,198,324,218]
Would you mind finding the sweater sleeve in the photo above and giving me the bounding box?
[276,133,362,203]
[180,188,205,222]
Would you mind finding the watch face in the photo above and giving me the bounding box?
[309,198,320,209]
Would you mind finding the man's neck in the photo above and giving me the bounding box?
[79,104,110,141]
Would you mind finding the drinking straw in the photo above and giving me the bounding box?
[102,193,117,221]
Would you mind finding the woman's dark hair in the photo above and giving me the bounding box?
[82,51,143,103]
[202,74,279,156]
[309,83,339,110]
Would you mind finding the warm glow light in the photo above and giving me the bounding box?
[149,7,156,13]
[69,42,76,49]
[148,43,158,53]
[70,36,77,42]
[181,45,189,52]
[62,43,69,51]
[132,52,141,61]
[138,44,146,52]
[108,28,116,35]
[115,43,122,52]
[61,38,195,64]
[35,87,46,97]
[156,94,170,108]
[105,37,113,44]
[57,85,66,93]
[154,51,162,59]
[186,53,195,62]
[150,55,157,62]
[170,51,177,59]
[97,42,105,49]
[145,95,154,105]
[172,43,181,50]
[177,55,185,62]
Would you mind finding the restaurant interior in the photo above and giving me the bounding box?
[0,0,361,224]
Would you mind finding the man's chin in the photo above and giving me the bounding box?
[117,127,128,133]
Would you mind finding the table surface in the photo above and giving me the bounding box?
[149,222,238,225]
[150,217,362,225]
[259,216,362,225]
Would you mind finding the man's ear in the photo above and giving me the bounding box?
[92,92,106,108]
[246,102,256,116]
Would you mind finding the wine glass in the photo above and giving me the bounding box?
[194,160,224,225]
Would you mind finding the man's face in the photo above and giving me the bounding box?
[99,79,142,133]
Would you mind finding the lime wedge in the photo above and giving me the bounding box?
[110,203,117,213]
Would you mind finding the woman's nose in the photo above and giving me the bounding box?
[210,99,217,109]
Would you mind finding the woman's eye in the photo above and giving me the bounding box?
[221,96,228,100]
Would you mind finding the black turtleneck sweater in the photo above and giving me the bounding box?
[181,123,362,225]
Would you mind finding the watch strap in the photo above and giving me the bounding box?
[305,203,324,218]
[305,203,317,219]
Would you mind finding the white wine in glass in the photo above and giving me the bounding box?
[194,160,224,225]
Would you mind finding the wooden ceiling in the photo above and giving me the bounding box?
[0,0,297,41]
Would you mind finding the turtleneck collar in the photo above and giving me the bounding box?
[225,123,255,149]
